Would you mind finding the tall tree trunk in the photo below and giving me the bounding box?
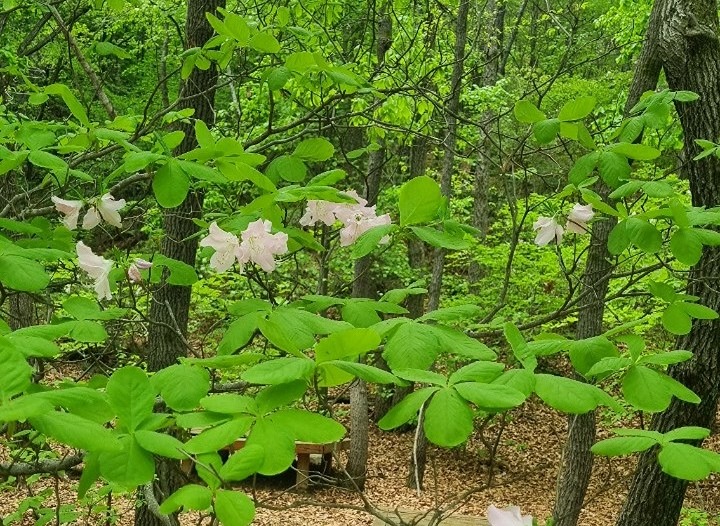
[469,0,505,285]
[136,1,224,524]
[551,19,662,525]
[427,0,469,311]
[345,7,392,489]
[617,2,720,524]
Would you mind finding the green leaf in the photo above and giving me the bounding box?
[152,364,210,411]
[248,31,280,53]
[96,41,131,59]
[670,228,703,266]
[315,328,380,363]
[267,67,291,90]
[591,436,657,456]
[241,357,315,385]
[533,119,560,144]
[534,374,617,414]
[664,426,711,442]
[569,152,599,185]
[609,142,661,160]
[453,382,526,411]
[514,100,546,123]
[218,444,265,481]
[69,320,108,343]
[214,490,255,526]
[429,325,496,361]
[98,435,155,490]
[134,430,186,459]
[0,255,49,292]
[153,159,190,208]
[160,485,213,514]
[45,84,90,126]
[200,394,255,414]
[271,408,346,443]
[106,367,156,432]
[399,176,443,226]
[558,96,596,121]
[424,388,473,447]
[151,255,198,286]
[410,226,470,250]
[625,217,662,253]
[245,418,295,475]
[383,322,441,370]
[662,303,692,335]
[622,366,672,412]
[658,443,719,481]
[293,138,334,162]
[448,361,505,384]
[255,381,306,413]
[678,301,718,320]
[184,417,253,454]
[568,336,619,377]
[598,151,630,187]
[324,360,400,384]
[31,411,120,452]
[351,224,396,258]
[394,368,446,386]
[419,305,481,323]
[0,346,32,399]
[266,155,307,182]
[217,313,262,355]
[638,350,693,366]
[378,387,438,430]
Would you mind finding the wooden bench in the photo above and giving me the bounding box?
[184,432,350,490]
[372,508,488,526]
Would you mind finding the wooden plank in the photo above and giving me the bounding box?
[372,508,488,526]
[296,453,311,490]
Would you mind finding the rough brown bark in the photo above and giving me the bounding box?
[136,1,224,525]
[617,2,720,524]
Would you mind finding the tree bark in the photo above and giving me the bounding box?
[616,2,720,525]
[427,0,470,311]
[136,1,224,525]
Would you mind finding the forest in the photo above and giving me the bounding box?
[0,0,719,525]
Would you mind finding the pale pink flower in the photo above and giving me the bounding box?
[487,505,533,526]
[300,200,340,227]
[134,258,153,270]
[199,222,243,272]
[342,189,368,207]
[239,219,289,272]
[566,203,594,234]
[52,196,83,230]
[533,216,564,246]
[82,193,126,229]
[339,210,392,246]
[76,241,113,300]
[127,264,142,283]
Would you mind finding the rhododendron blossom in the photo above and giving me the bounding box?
[300,189,391,246]
[239,219,289,272]
[51,196,83,230]
[83,193,126,230]
[533,216,564,246]
[486,505,533,526]
[566,203,594,234]
[76,241,113,300]
[199,222,243,272]
[127,259,152,283]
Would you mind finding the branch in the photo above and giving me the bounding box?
[0,453,83,477]
[142,483,173,526]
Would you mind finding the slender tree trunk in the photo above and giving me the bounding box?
[427,0,470,311]
[552,16,662,524]
[469,0,506,285]
[136,1,224,524]
[617,2,720,524]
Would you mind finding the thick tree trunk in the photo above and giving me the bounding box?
[616,2,720,525]
[136,1,224,525]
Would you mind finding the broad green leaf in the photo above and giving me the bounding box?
[315,328,380,363]
[658,443,719,481]
[424,388,473,447]
[0,347,32,400]
[569,152,599,185]
[271,408,346,443]
[638,350,693,366]
[534,374,618,414]
[625,217,662,253]
[255,381,307,414]
[533,118,560,144]
[184,417,253,454]
[664,426,711,442]
[31,411,120,452]
[106,367,156,432]
[410,225,470,250]
[219,444,265,481]
[69,320,108,343]
[0,255,49,292]
[293,138,334,162]
[200,394,255,415]
[352,224,396,258]
[153,160,190,208]
[679,301,718,320]
[152,364,210,411]
[246,418,295,475]
[662,303,692,335]
[398,176,442,226]
[568,336,619,377]
[325,360,400,384]
[134,430,186,459]
[248,31,280,53]
[383,322,441,370]
[598,151,630,187]
[453,382,526,411]
[670,228,703,266]
[214,490,255,526]
[429,325,496,360]
[591,436,656,456]
[558,96,596,121]
[160,485,213,514]
[98,435,154,489]
[622,366,672,412]
[394,369,446,386]
[448,361,504,385]
[514,100,545,123]
[609,142,661,160]
[378,387,438,430]
[241,357,315,385]
[266,155,307,182]
[217,313,261,356]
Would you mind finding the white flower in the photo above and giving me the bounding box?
[52,196,83,230]
[487,505,533,526]
[76,241,113,300]
[300,200,340,227]
[82,193,126,229]
[127,264,143,283]
[533,216,564,246]
[566,203,594,234]
[339,209,392,246]
[199,222,242,272]
[239,219,289,272]
[134,258,153,270]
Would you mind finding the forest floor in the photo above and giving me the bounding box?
[2,398,719,525]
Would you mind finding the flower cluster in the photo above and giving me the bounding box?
[300,190,392,246]
[200,219,289,273]
[487,505,533,526]
[52,194,126,230]
[533,203,594,246]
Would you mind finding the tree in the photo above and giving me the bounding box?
[615,2,720,523]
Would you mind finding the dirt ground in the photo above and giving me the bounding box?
[2,399,719,525]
